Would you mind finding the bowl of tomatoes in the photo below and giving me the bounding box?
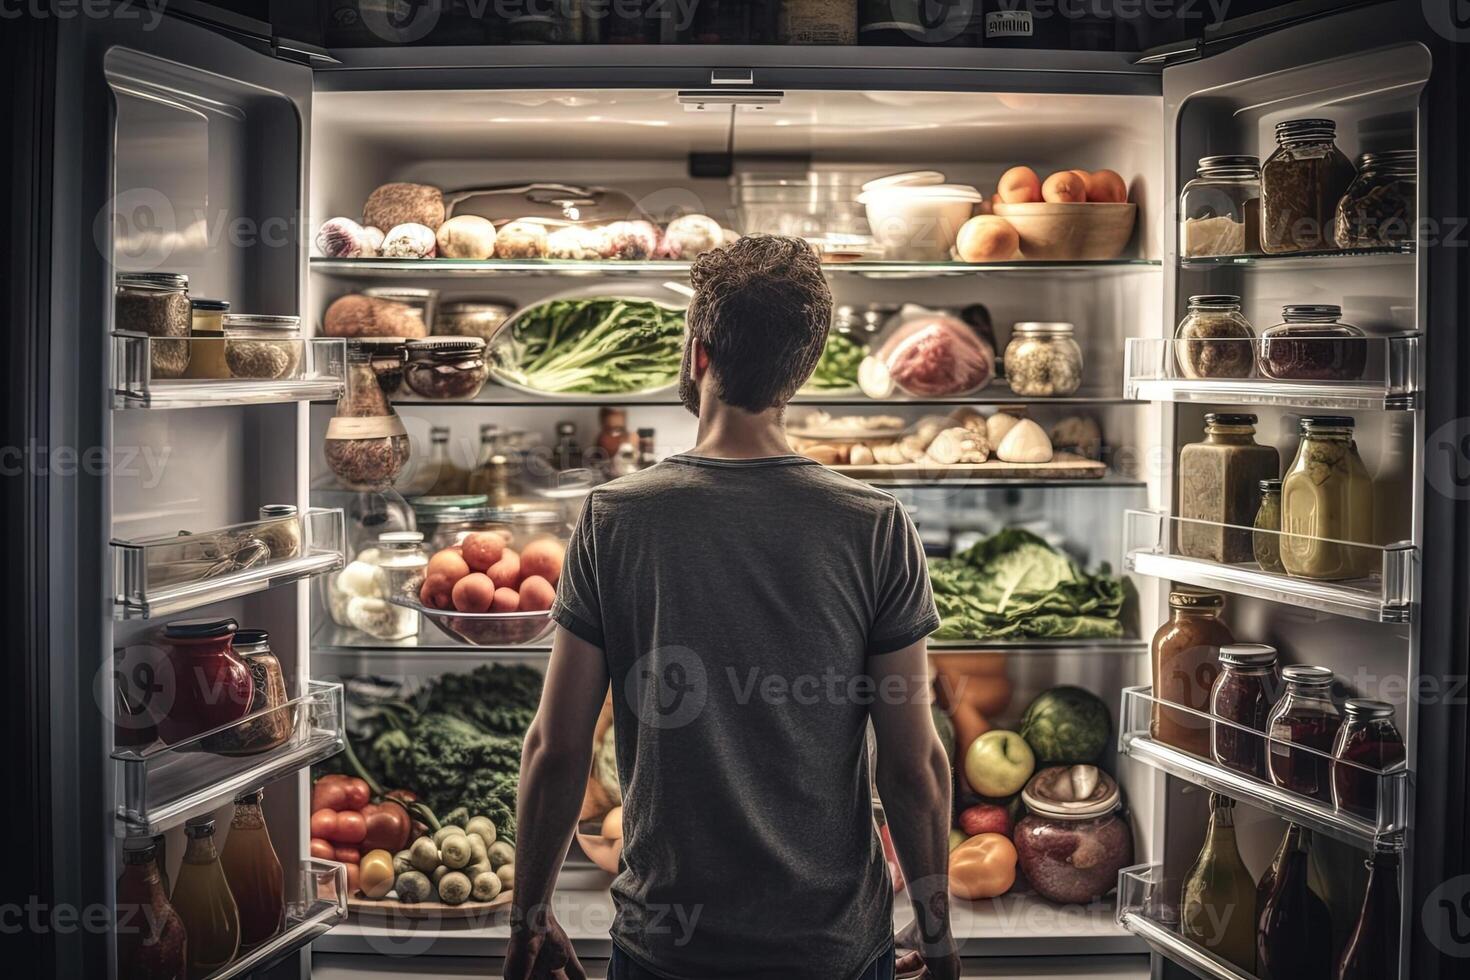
[411,530,563,646]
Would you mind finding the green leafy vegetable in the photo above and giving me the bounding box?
[801,330,866,392]
[929,529,1130,640]
[491,297,686,395]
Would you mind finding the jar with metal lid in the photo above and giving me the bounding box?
[223,314,304,380]
[354,337,408,394]
[1179,155,1261,258]
[436,299,517,343]
[363,286,436,332]
[1267,664,1342,801]
[1261,118,1357,253]
[1335,150,1416,249]
[117,272,192,378]
[367,531,428,640]
[1174,295,1255,379]
[1150,589,1233,757]
[184,298,231,379]
[1210,643,1281,778]
[404,336,489,400]
[255,503,301,560]
[1013,765,1134,904]
[1003,322,1082,397]
[207,628,292,756]
[1257,305,1367,382]
[157,617,253,746]
[1281,415,1375,580]
[1331,699,1405,820]
[1253,479,1284,572]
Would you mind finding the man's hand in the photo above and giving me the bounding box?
[895,918,961,980]
[505,910,586,980]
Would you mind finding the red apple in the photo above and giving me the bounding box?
[958,802,1013,838]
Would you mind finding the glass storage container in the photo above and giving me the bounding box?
[184,297,231,380]
[1174,295,1256,379]
[1210,643,1280,778]
[436,299,516,343]
[255,503,301,560]
[354,337,408,395]
[421,503,567,555]
[1280,416,1375,580]
[1257,304,1367,382]
[157,617,253,747]
[1267,664,1342,802]
[1014,766,1134,905]
[1179,155,1261,258]
[323,341,411,491]
[1332,699,1405,819]
[404,336,490,400]
[1335,150,1416,249]
[215,629,291,756]
[1261,118,1357,253]
[1252,479,1284,572]
[116,272,192,378]
[1178,413,1281,563]
[367,530,429,641]
[1149,589,1232,758]
[222,314,304,380]
[1003,322,1082,397]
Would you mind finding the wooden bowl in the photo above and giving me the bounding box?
[991,202,1137,260]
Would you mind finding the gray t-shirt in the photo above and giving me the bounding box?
[550,453,939,980]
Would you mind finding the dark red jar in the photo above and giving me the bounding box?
[1266,664,1341,802]
[1210,643,1280,778]
[1014,766,1134,905]
[1331,698,1405,822]
[156,617,254,746]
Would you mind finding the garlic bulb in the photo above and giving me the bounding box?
[996,418,1054,463]
[380,222,437,259]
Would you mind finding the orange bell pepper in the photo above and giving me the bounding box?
[948,832,1018,900]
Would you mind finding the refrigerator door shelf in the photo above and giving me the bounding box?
[1124,335,1421,411]
[112,507,346,620]
[1118,687,1409,851]
[1115,864,1259,980]
[1123,510,1416,624]
[111,333,347,409]
[202,859,349,980]
[112,681,345,838]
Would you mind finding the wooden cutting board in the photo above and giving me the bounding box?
[830,451,1106,480]
[348,889,512,921]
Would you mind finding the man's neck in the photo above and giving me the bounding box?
[691,399,793,460]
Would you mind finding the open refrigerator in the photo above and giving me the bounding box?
[29,1,1470,977]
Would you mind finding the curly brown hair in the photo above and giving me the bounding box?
[683,235,833,413]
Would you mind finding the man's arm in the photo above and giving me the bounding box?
[868,638,960,980]
[505,624,609,980]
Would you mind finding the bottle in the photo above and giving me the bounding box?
[1178,413,1281,564]
[171,817,240,979]
[553,421,583,471]
[637,427,657,469]
[1257,824,1334,980]
[425,425,469,495]
[466,423,502,496]
[220,790,285,949]
[1310,832,1370,964]
[1267,665,1343,802]
[1281,416,1375,580]
[1180,794,1257,972]
[115,839,187,980]
[1150,590,1233,757]
[1336,845,1401,979]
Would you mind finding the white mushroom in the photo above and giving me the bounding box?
[996,418,1053,463]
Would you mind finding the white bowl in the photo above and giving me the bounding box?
[858,185,983,261]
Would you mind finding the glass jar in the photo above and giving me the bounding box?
[424,504,566,555]
[1267,664,1342,802]
[255,503,301,560]
[1174,295,1255,379]
[1261,117,1357,253]
[1150,590,1233,758]
[1252,479,1284,572]
[116,272,192,378]
[157,617,254,746]
[208,629,291,756]
[1257,305,1367,382]
[1331,699,1405,820]
[1280,416,1375,580]
[369,530,428,640]
[184,298,231,380]
[1179,155,1261,258]
[404,336,489,400]
[1335,150,1416,249]
[222,314,303,380]
[355,337,408,395]
[779,0,858,44]
[324,341,411,491]
[1210,643,1281,778]
[1013,766,1134,905]
[436,299,516,343]
[1003,322,1083,397]
[1178,413,1281,564]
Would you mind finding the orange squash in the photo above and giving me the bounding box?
[948,833,1018,900]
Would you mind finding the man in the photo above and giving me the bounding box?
[505,235,959,980]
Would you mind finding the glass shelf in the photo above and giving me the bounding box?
[112,508,346,619]
[310,256,1161,279]
[1118,687,1407,850]
[113,681,345,837]
[112,333,347,409]
[1179,242,1414,269]
[1124,335,1420,410]
[204,859,348,980]
[1123,510,1416,624]
[1116,864,1261,980]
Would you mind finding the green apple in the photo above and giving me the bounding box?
[964,730,1036,798]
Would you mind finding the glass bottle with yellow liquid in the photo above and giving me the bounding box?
[1180,794,1257,972]
[219,789,284,950]
[171,816,240,979]
[1281,416,1375,580]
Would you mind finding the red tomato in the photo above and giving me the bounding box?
[335,809,367,844]
[333,845,361,865]
[310,808,340,840]
[310,837,335,860]
[342,778,371,810]
[312,779,347,811]
[344,862,360,896]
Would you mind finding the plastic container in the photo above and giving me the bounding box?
[1014,765,1134,904]
[1261,118,1357,254]
[1257,304,1367,382]
[1003,322,1082,396]
[1179,155,1261,258]
[1174,295,1255,379]
[732,171,871,245]
[1334,150,1416,249]
[868,306,995,398]
[858,176,984,260]
[404,337,489,400]
[222,314,304,380]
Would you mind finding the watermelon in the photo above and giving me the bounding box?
[1019,686,1111,763]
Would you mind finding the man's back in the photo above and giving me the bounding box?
[551,452,939,980]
